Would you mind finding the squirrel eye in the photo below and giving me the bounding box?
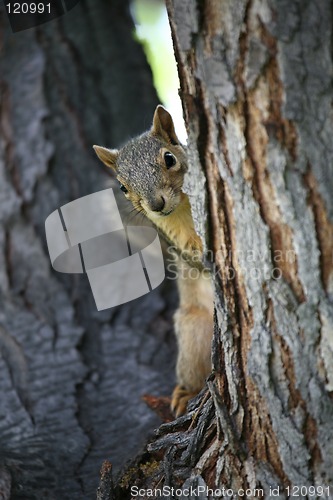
[164,152,176,169]
[119,183,128,194]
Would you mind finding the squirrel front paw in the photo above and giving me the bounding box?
[171,385,198,417]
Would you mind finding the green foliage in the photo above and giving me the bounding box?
[132,0,179,105]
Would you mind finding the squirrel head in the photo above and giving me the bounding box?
[93,106,187,218]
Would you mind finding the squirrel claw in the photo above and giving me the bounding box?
[171,385,197,417]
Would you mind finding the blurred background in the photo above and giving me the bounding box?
[132,0,186,142]
[0,0,183,498]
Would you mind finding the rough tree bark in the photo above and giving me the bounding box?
[0,1,177,498]
[109,0,333,498]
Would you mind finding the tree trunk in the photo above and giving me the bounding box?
[0,2,178,498]
[110,0,333,498]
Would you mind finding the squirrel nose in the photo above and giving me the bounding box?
[151,196,166,212]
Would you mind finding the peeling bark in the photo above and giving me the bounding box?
[108,0,333,498]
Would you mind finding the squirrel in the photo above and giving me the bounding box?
[93,105,214,416]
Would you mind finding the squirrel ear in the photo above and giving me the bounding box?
[93,145,119,171]
[152,105,180,145]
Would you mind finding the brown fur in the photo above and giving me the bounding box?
[94,106,213,416]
